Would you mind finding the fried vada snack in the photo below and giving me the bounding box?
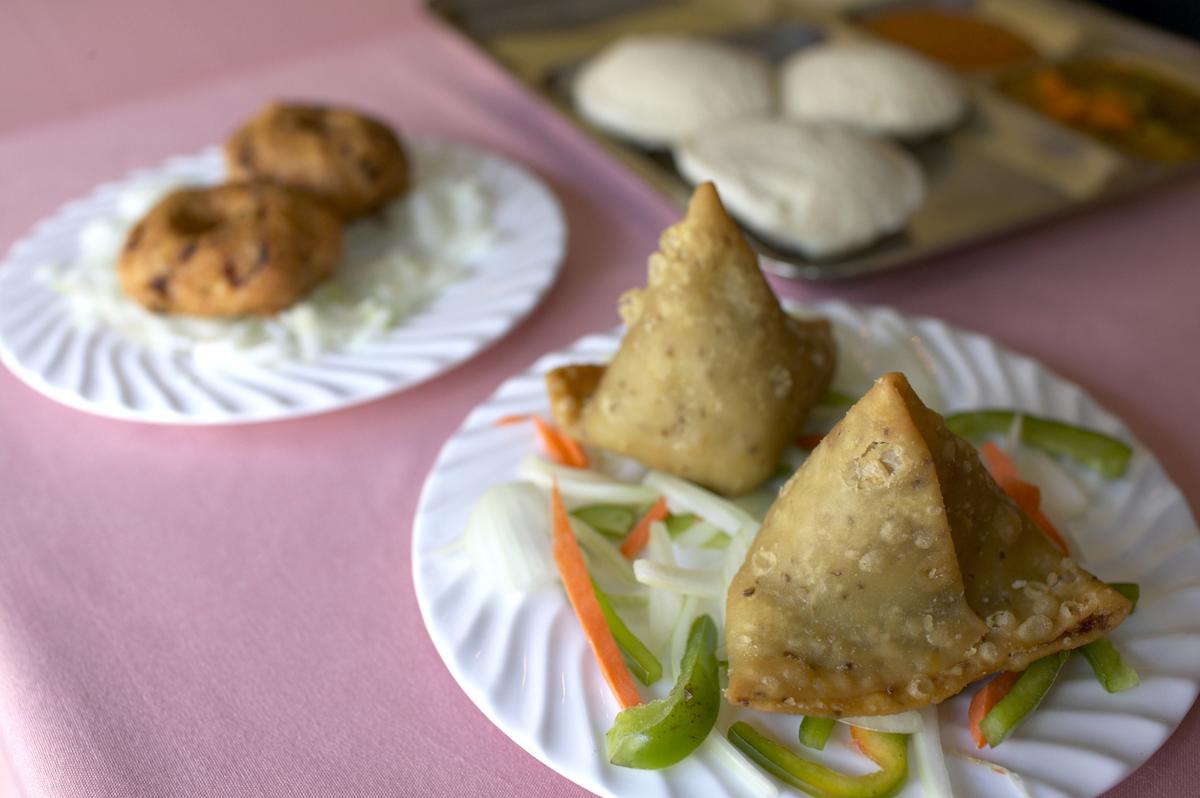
[726,373,1131,716]
[546,183,835,496]
[227,102,409,220]
[118,182,341,317]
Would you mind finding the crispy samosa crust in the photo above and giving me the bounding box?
[545,183,834,496]
[726,373,1131,716]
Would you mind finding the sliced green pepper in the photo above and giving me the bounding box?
[702,531,732,549]
[729,722,907,798]
[571,504,638,539]
[664,513,697,538]
[1078,583,1139,692]
[979,651,1070,746]
[798,716,836,750]
[1082,638,1140,693]
[1109,582,1140,610]
[592,580,662,686]
[606,615,719,769]
[944,410,1132,478]
[664,511,731,548]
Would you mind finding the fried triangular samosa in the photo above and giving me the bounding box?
[726,373,1131,716]
[546,183,834,496]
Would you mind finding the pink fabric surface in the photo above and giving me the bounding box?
[0,5,1198,798]
[0,0,421,136]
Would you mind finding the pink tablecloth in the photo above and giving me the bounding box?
[0,5,1198,797]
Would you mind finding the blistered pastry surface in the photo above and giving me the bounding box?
[726,373,1131,716]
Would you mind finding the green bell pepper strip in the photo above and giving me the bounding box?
[979,651,1070,746]
[1076,583,1139,692]
[1081,638,1140,693]
[664,513,697,538]
[798,716,836,750]
[592,580,662,686]
[944,410,1132,478]
[1080,582,1139,691]
[1109,582,1140,609]
[664,513,730,548]
[571,504,638,539]
[729,722,908,798]
[702,531,732,549]
[606,615,719,769]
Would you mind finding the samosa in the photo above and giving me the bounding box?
[546,182,835,496]
[726,373,1131,716]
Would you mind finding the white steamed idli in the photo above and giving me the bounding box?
[573,34,773,148]
[674,119,925,258]
[781,41,966,138]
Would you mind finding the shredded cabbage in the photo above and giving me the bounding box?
[839,711,924,734]
[1013,446,1089,520]
[948,751,1033,798]
[518,456,660,506]
[668,595,701,681]
[44,165,491,370]
[461,482,557,592]
[643,471,756,534]
[645,521,683,652]
[570,517,638,590]
[699,731,780,798]
[673,518,723,549]
[913,706,954,798]
[633,561,724,599]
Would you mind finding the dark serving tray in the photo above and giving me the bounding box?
[431,0,1200,280]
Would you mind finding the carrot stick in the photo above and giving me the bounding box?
[969,671,1021,749]
[1023,500,1071,556]
[494,414,531,427]
[531,416,571,464]
[795,434,825,450]
[496,414,589,468]
[530,416,589,469]
[550,481,642,709]
[980,443,1071,555]
[980,442,1021,486]
[618,497,670,560]
[557,429,589,469]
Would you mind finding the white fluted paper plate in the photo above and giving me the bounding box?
[0,140,565,424]
[413,300,1200,798]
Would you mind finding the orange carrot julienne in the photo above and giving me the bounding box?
[980,442,1021,485]
[550,481,642,709]
[556,429,589,469]
[969,671,1021,748]
[494,414,531,427]
[530,416,589,469]
[980,443,1071,555]
[618,497,670,560]
[532,416,570,463]
[1012,484,1070,554]
[495,414,589,468]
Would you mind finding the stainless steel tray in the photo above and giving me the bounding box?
[430,0,1200,280]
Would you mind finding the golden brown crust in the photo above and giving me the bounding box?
[226,102,408,219]
[117,182,342,317]
[725,373,1131,716]
[545,365,606,433]
[546,182,836,496]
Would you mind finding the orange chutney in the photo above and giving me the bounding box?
[863,8,1037,72]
